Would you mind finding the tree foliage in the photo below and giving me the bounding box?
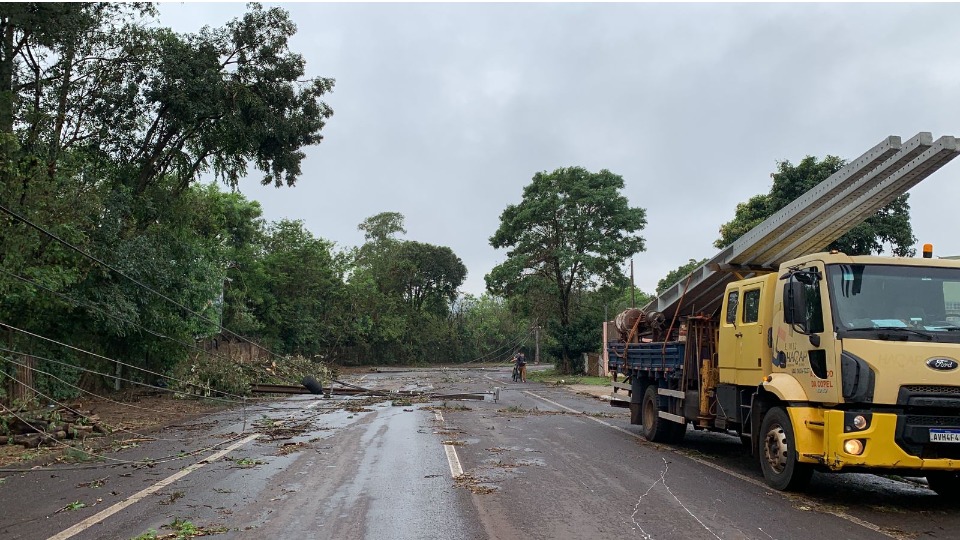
[0,4,340,401]
[1,2,334,194]
[487,166,647,372]
[344,213,469,364]
[715,156,915,256]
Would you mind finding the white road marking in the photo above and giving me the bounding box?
[435,411,464,478]
[520,389,897,539]
[49,433,260,540]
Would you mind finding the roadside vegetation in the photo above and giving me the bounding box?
[527,368,612,387]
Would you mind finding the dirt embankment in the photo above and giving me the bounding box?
[0,392,229,468]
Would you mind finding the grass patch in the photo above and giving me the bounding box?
[131,518,229,539]
[226,456,264,468]
[527,368,612,387]
[424,403,471,412]
[64,500,86,511]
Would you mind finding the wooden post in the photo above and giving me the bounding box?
[534,325,540,365]
[11,354,36,404]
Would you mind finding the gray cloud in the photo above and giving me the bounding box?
[160,3,960,294]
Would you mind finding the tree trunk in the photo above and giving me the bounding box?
[0,17,15,135]
[48,35,76,179]
[10,354,36,405]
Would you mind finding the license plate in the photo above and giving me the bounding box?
[930,429,960,443]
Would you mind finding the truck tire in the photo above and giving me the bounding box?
[926,471,960,499]
[759,407,812,491]
[641,386,685,443]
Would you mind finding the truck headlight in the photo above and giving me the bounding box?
[844,411,872,432]
[844,439,866,455]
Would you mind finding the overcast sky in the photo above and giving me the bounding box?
[159,2,960,296]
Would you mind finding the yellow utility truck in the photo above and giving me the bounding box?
[607,132,960,495]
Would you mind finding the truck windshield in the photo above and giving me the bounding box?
[826,263,960,341]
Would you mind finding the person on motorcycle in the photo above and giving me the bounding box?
[513,351,527,383]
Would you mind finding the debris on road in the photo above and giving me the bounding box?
[250,379,488,402]
[1,406,108,448]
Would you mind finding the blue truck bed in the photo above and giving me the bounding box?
[607,341,685,373]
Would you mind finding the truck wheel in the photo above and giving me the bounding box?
[758,407,812,491]
[641,386,683,443]
[926,471,960,499]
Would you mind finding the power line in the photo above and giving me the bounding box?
[0,267,268,378]
[456,327,535,366]
[0,201,287,364]
[0,354,230,442]
[0,391,248,469]
[0,345,325,416]
[0,329,246,403]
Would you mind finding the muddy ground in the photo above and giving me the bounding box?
[0,391,231,468]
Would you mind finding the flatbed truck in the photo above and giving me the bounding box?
[608,250,960,496]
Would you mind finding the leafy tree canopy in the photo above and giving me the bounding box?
[1,2,334,193]
[486,166,646,370]
[353,212,466,317]
[358,211,406,244]
[715,156,915,256]
[391,241,467,315]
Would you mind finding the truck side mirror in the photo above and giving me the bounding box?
[784,281,808,332]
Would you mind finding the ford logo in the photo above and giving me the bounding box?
[926,357,959,371]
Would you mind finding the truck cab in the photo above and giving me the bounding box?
[749,253,960,493]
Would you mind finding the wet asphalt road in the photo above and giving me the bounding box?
[1,366,959,539]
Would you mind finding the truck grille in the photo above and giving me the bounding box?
[905,415,958,427]
[900,385,960,395]
[896,414,960,460]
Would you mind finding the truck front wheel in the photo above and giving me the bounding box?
[927,471,960,499]
[641,386,685,443]
[759,407,812,491]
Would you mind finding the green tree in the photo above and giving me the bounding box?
[358,211,406,244]
[346,212,469,364]
[1,3,338,398]
[451,294,531,363]
[657,258,709,294]
[256,219,347,356]
[2,3,333,194]
[388,242,466,315]
[715,156,915,256]
[487,166,647,373]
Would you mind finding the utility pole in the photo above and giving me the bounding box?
[630,258,635,308]
[534,324,541,365]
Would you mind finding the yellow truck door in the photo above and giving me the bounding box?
[772,261,841,403]
[736,284,765,385]
[719,275,774,385]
